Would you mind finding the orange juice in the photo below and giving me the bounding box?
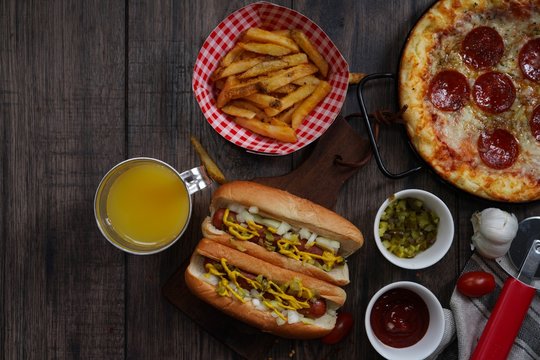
[106,163,189,248]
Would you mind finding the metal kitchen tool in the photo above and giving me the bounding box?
[471,217,540,360]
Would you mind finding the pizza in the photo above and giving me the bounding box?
[399,0,540,202]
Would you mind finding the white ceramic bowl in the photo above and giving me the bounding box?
[365,281,445,360]
[373,189,454,269]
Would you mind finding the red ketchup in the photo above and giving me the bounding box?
[370,288,429,348]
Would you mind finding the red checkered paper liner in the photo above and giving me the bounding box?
[192,1,349,155]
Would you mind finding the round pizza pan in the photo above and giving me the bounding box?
[357,0,540,204]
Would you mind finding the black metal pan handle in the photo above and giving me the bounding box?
[356,73,422,179]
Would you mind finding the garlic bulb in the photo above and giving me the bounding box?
[471,208,518,259]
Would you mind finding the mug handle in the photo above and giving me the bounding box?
[180,166,213,195]
[355,73,422,179]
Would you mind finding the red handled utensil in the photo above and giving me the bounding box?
[471,217,540,360]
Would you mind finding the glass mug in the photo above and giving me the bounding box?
[94,157,212,255]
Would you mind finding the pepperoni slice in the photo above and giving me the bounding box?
[519,38,540,82]
[531,105,540,141]
[472,72,515,114]
[477,129,519,169]
[428,70,470,111]
[461,27,504,69]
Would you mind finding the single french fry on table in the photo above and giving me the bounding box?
[290,30,329,78]
[264,84,317,117]
[238,42,292,56]
[291,80,332,130]
[234,117,297,143]
[243,27,299,52]
[348,72,366,85]
[190,136,227,185]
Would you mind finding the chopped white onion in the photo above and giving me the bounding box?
[250,289,260,297]
[276,221,292,235]
[248,206,259,214]
[316,237,340,253]
[276,317,286,326]
[228,204,246,214]
[206,274,219,286]
[287,310,300,324]
[252,298,267,311]
[306,232,318,247]
[282,232,293,240]
[270,312,278,318]
[259,217,281,229]
[299,228,312,240]
[240,210,254,224]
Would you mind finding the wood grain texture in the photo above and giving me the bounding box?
[2,0,540,359]
[1,0,127,359]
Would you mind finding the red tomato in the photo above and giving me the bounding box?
[457,271,496,297]
[321,312,354,345]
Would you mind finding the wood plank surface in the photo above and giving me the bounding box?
[0,0,127,358]
[1,0,540,359]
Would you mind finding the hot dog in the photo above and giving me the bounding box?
[201,181,364,285]
[185,239,346,339]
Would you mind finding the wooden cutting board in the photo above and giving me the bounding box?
[162,116,371,359]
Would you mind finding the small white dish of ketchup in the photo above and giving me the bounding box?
[364,281,444,360]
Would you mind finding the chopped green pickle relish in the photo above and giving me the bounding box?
[378,197,439,258]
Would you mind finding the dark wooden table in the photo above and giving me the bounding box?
[2,0,539,359]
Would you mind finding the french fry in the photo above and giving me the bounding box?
[231,100,273,122]
[348,72,366,85]
[292,75,321,86]
[259,63,318,92]
[264,84,317,116]
[190,136,227,184]
[277,103,299,124]
[291,80,332,130]
[238,53,308,79]
[221,44,244,67]
[221,104,257,119]
[234,117,297,143]
[238,42,292,56]
[213,57,268,80]
[270,118,289,127]
[245,93,282,109]
[213,26,336,144]
[243,27,299,52]
[291,30,329,78]
[216,76,240,108]
[272,83,298,95]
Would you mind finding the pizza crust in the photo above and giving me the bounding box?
[399,0,540,202]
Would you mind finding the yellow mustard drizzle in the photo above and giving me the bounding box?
[204,258,316,321]
[221,209,344,271]
[276,238,344,270]
[223,208,258,240]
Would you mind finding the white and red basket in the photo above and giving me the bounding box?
[192,1,349,155]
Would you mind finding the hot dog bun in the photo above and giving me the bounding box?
[185,239,346,339]
[202,181,363,285]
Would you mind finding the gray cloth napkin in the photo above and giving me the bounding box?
[431,253,540,360]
